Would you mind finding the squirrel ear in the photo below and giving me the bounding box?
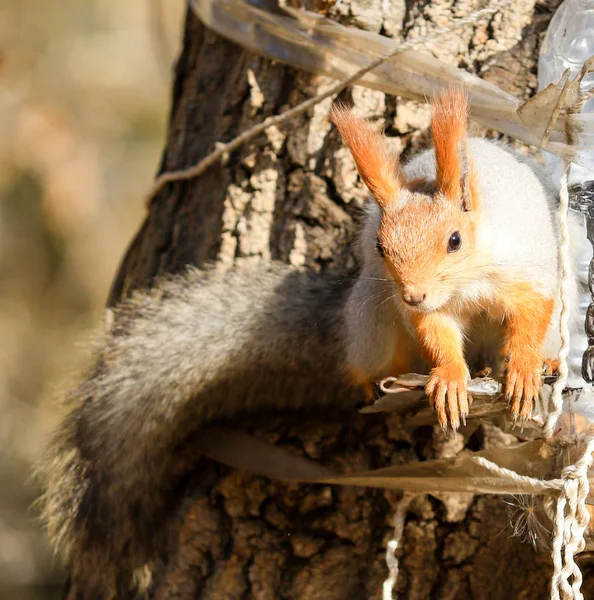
[430,87,479,211]
[331,105,402,209]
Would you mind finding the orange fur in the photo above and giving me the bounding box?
[467,166,480,209]
[408,311,465,367]
[404,280,554,428]
[489,283,554,420]
[542,358,560,376]
[377,200,481,312]
[330,105,402,208]
[408,310,469,430]
[431,87,479,211]
[390,345,412,376]
[347,366,375,401]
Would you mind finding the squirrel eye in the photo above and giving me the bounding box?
[447,231,461,253]
[376,238,385,258]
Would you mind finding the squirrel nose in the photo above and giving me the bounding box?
[402,291,426,306]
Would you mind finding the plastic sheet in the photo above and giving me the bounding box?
[198,427,594,501]
[191,0,594,166]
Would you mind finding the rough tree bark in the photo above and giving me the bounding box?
[89,0,594,598]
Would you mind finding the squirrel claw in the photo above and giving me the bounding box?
[426,364,469,432]
[505,357,540,424]
[542,358,560,377]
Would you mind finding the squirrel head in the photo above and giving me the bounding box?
[332,87,481,312]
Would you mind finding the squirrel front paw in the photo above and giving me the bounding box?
[505,353,542,422]
[426,363,470,431]
[542,358,560,377]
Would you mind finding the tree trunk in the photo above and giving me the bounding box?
[87,1,594,598]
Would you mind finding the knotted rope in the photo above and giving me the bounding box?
[546,158,594,599]
[549,437,594,600]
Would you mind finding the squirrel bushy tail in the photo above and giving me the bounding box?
[37,263,360,595]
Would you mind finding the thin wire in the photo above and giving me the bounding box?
[382,493,415,600]
[145,0,519,205]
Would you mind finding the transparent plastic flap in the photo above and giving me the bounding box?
[191,0,594,166]
[198,428,570,496]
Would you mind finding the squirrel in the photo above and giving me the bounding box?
[333,88,582,430]
[37,88,582,596]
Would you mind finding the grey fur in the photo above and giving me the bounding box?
[38,264,360,595]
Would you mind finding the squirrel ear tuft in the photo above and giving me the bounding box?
[330,104,402,208]
[430,87,479,211]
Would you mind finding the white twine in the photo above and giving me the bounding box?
[472,456,566,494]
[550,437,594,600]
[382,493,414,600]
[545,155,593,598]
[473,440,594,600]
[464,441,594,600]
[545,162,573,441]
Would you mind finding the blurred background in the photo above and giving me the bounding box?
[0,1,184,597]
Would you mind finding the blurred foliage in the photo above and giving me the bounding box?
[0,0,184,596]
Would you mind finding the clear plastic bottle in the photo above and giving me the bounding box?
[537,0,594,393]
[538,0,594,184]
